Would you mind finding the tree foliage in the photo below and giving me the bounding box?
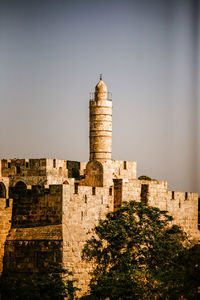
[180,244,200,298]
[138,175,152,181]
[82,201,190,299]
[0,263,78,300]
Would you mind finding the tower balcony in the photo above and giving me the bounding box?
[89,92,112,101]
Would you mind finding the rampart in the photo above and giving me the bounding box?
[0,177,12,274]
[0,78,199,297]
[3,183,63,276]
[2,181,114,296]
[120,179,199,238]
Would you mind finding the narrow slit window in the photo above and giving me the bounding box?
[6,198,9,208]
[8,162,11,168]
[35,252,39,268]
[92,187,96,195]
[16,166,20,174]
[74,183,79,194]
[26,162,29,168]
[185,192,188,200]
[53,159,56,168]
[124,161,127,170]
[172,191,174,199]
[109,187,112,196]
[140,184,149,204]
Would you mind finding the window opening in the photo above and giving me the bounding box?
[53,159,56,168]
[59,167,62,176]
[6,198,9,208]
[92,187,96,195]
[74,183,79,194]
[140,184,149,204]
[0,182,6,198]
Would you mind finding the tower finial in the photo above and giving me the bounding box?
[100,74,102,80]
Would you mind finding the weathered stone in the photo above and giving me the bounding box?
[0,77,199,298]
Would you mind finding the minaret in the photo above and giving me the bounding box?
[89,75,112,161]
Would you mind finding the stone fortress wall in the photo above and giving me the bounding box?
[0,157,198,295]
[121,179,198,237]
[0,176,12,275]
[0,76,199,297]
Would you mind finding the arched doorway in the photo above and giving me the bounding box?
[0,182,6,198]
[14,181,27,199]
[15,181,26,192]
[11,181,27,227]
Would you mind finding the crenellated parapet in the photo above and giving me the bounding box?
[0,158,87,187]
[0,76,199,297]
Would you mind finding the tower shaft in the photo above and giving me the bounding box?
[89,78,112,161]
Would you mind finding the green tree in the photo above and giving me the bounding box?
[82,201,187,299]
[181,244,200,299]
[0,263,79,300]
[138,175,152,181]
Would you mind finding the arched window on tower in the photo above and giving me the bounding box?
[0,182,6,198]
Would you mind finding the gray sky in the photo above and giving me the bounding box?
[0,0,199,193]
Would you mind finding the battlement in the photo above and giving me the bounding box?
[1,159,46,177]
[0,76,199,297]
[169,190,197,201]
[66,180,113,200]
[9,183,63,228]
[112,160,137,180]
[0,158,86,181]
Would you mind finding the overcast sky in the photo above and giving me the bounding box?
[0,0,199,193]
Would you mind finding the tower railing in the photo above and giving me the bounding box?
[89,92,112,101]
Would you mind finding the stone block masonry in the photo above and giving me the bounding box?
[0,195,12,275]
[89,77,112,162]
[0,77,199,297]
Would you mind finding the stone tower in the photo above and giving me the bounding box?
[89,75,112,161]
